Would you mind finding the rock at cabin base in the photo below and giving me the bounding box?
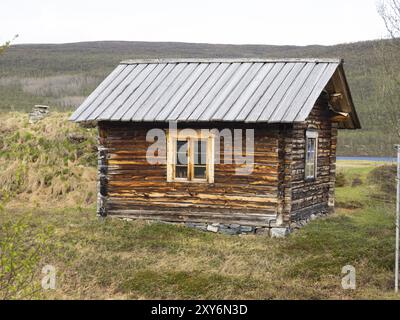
[206,225,219,233]
[219,228,239,235]
[240,226,254,233]
[229,224,241,229]
[255,228,269,235]
[270,227,290,238]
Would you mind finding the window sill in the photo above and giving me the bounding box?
[167,179,211,184]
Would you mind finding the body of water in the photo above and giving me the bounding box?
[337,156,397,162]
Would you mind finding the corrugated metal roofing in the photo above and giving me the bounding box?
[70,58,350,124]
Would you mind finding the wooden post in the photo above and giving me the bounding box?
[97,126,108,218]
[395,145,400,293]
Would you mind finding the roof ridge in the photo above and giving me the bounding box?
[120,58,343,65]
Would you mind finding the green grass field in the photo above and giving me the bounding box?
[1,141,399,298]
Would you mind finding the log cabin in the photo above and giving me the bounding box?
[70,58,361,237]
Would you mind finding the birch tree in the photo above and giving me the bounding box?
[376,0,400,137]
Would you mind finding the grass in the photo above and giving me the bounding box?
[2,167,399,299]
[2,201,397,299]
[0,112,97,207]
[0,114,399,299]
[335,160,386,209]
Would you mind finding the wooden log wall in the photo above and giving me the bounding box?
[98,123,280,226]
[97,97,338,227]
[285,98,338,221]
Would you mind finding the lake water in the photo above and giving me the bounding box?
[337,156,397,162]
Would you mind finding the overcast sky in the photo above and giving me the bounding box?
[1,0,387,46]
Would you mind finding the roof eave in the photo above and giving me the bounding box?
[337,63,361,129]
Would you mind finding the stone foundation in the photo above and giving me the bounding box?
[115,208,330,237]
[177,222,293,238]
[185,222,257,235]
[116,218,291,237]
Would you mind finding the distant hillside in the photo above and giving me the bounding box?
[0,40,398,156]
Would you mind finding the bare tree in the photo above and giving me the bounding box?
[378,0,400,39]
[376,1,400,138]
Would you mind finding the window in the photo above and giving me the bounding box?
[305,130,318,180]
[167,131,214,183]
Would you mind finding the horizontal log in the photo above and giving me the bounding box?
[108,209,276,227]
[107,195,277,209]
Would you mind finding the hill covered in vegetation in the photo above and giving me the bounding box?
[0,40,398,156]
[0,112,97,208]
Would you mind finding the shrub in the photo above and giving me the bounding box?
[368,165,397,196]
[0,213,53,299]
[336,172,347,187]
[352,176,363,187]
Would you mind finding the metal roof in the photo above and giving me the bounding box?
[70,58,358,126]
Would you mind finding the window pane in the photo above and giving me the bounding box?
[309,164,315,176]
[175,140,188,178]
[307,139,315,158]
[194,139,207,165]
[194,166,206,179]
[175,166,188,178]
[305,137,316,179]
[176,140,188,165]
